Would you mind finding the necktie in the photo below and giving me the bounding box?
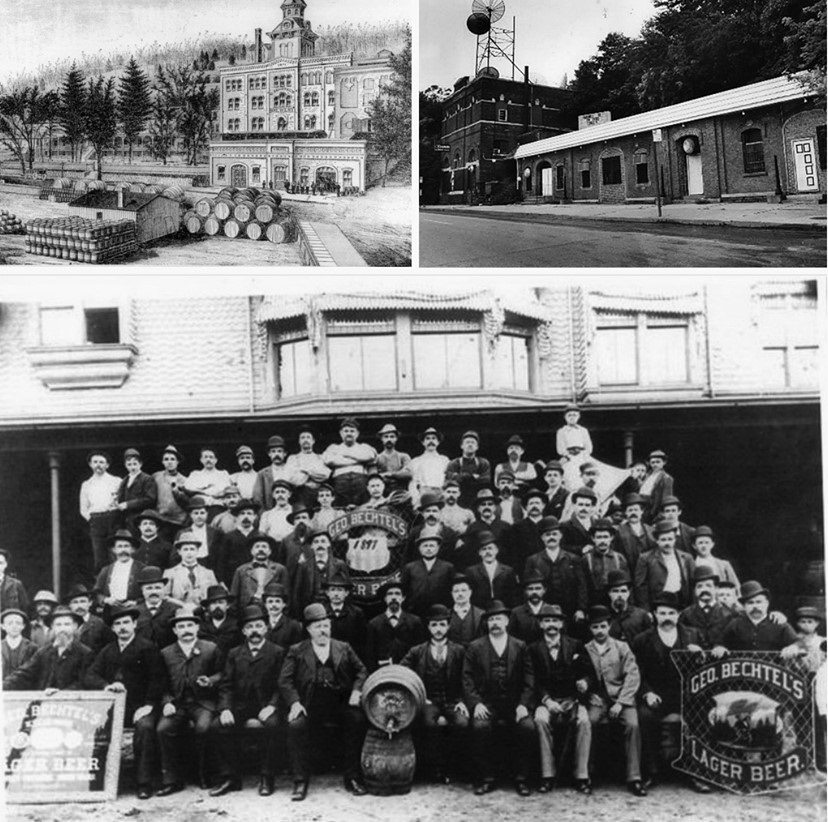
[188,568,197,588]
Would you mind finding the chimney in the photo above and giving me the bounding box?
[117,188,124,209]
[255,28,263,63]
[523,65,531,133]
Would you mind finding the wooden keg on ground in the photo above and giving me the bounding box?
[233,202,253,223]
[223,218,244,238]
[183,212,203,234]
[265,213,296,244]
[361,729,416,796]
[214,199,233,220]
[203,216,221,236]
[254,202,277,223]
[195,197,213,218]
[245,221,266,241]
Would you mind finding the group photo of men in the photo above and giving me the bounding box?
[1,409,825,803]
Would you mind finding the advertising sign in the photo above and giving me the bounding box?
[4,690,126,803]
[673,651,821,795]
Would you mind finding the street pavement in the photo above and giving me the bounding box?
[419,209,826,267]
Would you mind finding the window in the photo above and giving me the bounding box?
[580,159,591,189]
[252,166,261,183]
[227,118,240,131]
[342,169,352,186]
[39,302,121,346]
[635,151,649,184]
[278,339,313,397]
[327,335,397,392]
[273,165,287,182]
[363,78,375,91]
[555,164,565,190]
[251,117,265,131]
[742,128,765,174]
[596,324,638,385]
[498,109,507,122]
[468,149,477,164]
[277,117,287,131]
[412,327,482,390]
[601,155,622,185]
[453,152,460,169]
[493,333,530,390]
[217,165,226,181]
[328,90,335,106]
[300,167,309,185]
[310,92,319,106]
[304,115,317,129]
[251,95,264,110]
[304,92,311,106]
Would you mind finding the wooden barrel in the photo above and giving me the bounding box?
[255,203,277,223]
[195,198,213,218]
[131,182,146,192]
[162,185,186,201]
[239,187,260,199]
[184,213,203,234]
[245,221,266,241]
[214,199,233,221]
[52,177,73,190]
[361,729,416,796]
[145,184,163,194]
[361,665,425,734]
[223,218,242,239]
[87,180,107,191]
[218,187,238,199]
[265,214,296,244]
[203,216,221,236]
[233,202,253,222]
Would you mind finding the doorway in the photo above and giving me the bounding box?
[792,138,819,191]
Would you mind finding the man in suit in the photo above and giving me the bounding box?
[0,549,29,613]
[95,529,146,615]
[291,529,349,617]
[584,605,647,797]
[401,604,469,783]
[677,565,736,648]
[529,604,594,794]
[177,497,223,574]
[639,451,673,524]
[446,430,492,509]
[462,600,535,796]
[508,573,547,644]
[263,582,304,649]
[29,589,58,648]
[1,608,37,674]
[364,580,426,670]
[582,518,630,606]
[135,510,175,569]
[541,461,568,521]
[229,532,289,609]
[253,435,297,511]
[116,448,158,531]
[323,574,366,659]
[4,605,93,691]
[85,605,166,799]
[560,487,598,555]
[631,592,705,791]
[607,570,653,644]
[407,490,460,564]
[523,516,587,626]
[155,608,224,796]
[218,498,260,584]
[279,602,368,800]
[448,573,485,647]
[198,584,241,657]
[401,533,455,619]
[135,566,178,650]
[506,488,547,572]
[464,530,520,610]
[164,533,219,609]
[494,469,524,526]
[211,605,284,797]
[65,583,114,656]
[457,489,511,570]
[614,494,655,575]
[657,496,695,555]
[634,521,695,610]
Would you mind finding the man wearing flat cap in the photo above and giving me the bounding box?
[95,529,146,614]
[634,520,695,611]
[374,423,413,494]
[639,450,674,524]
[322,418,377,508]
[583,518,630,606]
[494,434,537,491]
[229,532,289,609]
[230,445,257,501]
[291,529,350,617]
[152,445,190,540]
[79,448,122,572]
[462,600,536,796]
[116,448,158,532]
[410,426,450,505]
[253,433,294,511]
[401,604,469,783]
[1,608,37,674]
[464,529,520,610]
[446,430,492,509]
[211,605,284,797]
[135,566,177,649]
[614,494,655,575]
[401,533,455,619]
[85,605,166,799]
[199,584,242,657]
[285,426,332,507]
[279,602,368,800]
[364,580,426,670]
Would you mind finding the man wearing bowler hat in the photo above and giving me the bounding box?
[280,501,316,575]
[494,434,537,491]
[509,573,548,645]
[79,448,121,572]
[657,496,695,555]
[292,529,350,617]
[322,418,377,508]
[606,569,652,644]
[364,579,426,670]
[286,426,332,507]
[263,582,304,648]
[691,526,740,588]
[230,445,257,501]
[152,445,190,540]
[4,605,93,691]
[614,494,655,575]
[401,532,455,619]
[541,461,568,522]
[85,604,166,799]
[1,607,37,674]
[218,498,260,584]
[639,451,674,524]
[135,566,177,649]
[410,426,450,505]
[583,518,630,606]
[560,486,599,555]
[199,584,242,656]
[634,519,695,611]
[116,448,158,531]
[464,529,520,610]
[135,509,175,569]
[529,603,594,794]
[407,490,460,564]
[65,582,113,655]
[252,436,294,511]
[446,430,492,509]
[279,602,368,800]
[584,605,647,797]
[462,599,535,796]
[374,423,412,495]
[95,529,145,613]
[211,605,284,797]
[401,604,469,783]
[230,532,289,609]
[156,607,224,796]
[457,488,511,570]
[678,565,735,648]
[323,573,367,658]
[505,487,547,570]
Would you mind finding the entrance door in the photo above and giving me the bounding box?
[686,153,703,195]
[316,167,337,191]
[541,167,553,196]
[792,139,819,191]
[230,164,247,187]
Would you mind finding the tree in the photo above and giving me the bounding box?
[59,64,87,161]
[366,28,411,185]
[117,57,152,162]
[37,90,60,161]
[84,76,118,179]
[148,67,177,165]
[779,0,826,98]
[0,86,56,174]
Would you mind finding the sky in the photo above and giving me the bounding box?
[0,0,412,81]
[420,0,656,89]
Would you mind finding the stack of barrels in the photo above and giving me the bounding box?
[184,187,296,244]
[24,217,138,263]
[0,209,24,235]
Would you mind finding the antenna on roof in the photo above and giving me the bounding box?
[466,0,517,80]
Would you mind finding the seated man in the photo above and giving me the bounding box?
[164,533,219,609]
[198,584,241,657]
[463,600,535,796]
[401,604,469,783]
[279,603,368,800]
[324,574,367,660]
[65,583,114,656]
[1,607,37,674]
[229,532,289,609]
[263,582,304,649]
[408,490,460,564]
[464,530,520,610]
[211,605,284,797]
[95,529,145,615]
[364,580,425,670]
[584,605,647,797]
[606,570,652,645]
[85,605,165,799]
[447,573,485,648]
[529,603,594,794]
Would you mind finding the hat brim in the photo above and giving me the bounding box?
[739,588,770,603]
[46,611,84,627]
[484,608,510,619]
[169,614,201,626]
[108,607,141,624]
[1,609,28,622]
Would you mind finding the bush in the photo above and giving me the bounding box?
[488,184,523,205]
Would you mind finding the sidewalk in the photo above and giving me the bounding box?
[422,200,827,230]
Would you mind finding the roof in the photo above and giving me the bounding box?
[68,191,174,212]
[515,74,813,160]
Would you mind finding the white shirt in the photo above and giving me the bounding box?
[5,635,22,650]
[109,559,134,601]
[178,639,197,659]
[186,468,231,501]
[312,641,331,664]
[657,627,679,648]
[79,473,121,519]
[661,551,681,593]
[230,470,257,500]
[410,452,450,491]
[189,523,209,559]
[489,633,508,657]
[260,506,293,541]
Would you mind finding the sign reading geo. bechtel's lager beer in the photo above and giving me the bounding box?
[5,690,125,803]
[672,651,821,795]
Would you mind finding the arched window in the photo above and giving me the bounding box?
[301,73,308,85]
[634,149,649,184]
[328,90,335,106]
[742,127,765,173]
[453,152,460,169]
[468,148,477,164]
[304,115,316,129]
[277,117,287,131]
[310,91,319,106]
[555,163,565,190]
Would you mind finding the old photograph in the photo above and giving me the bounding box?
[0,0,412,267]
[418,0,826,267]
[0,275,824,821]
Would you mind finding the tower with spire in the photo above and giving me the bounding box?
[270,0,318,59]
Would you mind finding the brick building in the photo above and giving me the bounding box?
[0,281,821,612]
[514,75,826,203]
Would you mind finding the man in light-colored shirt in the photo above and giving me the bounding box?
[286,426,332,506]
[494,435,537,490]
[153,445,190,539]
[375,423,413,495]
[230,445,257,500]
[79,448,121,572]
[440,479,475,535]
[186,447,231,514]
[164,535,218,608]
[322,417,377,508]
[409,427,450,507]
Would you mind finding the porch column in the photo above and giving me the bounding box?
[49,451,62,598]
[623,431,634,468]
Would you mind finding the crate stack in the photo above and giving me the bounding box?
[183,187,296,244]
[0,209,24,234]
[24,217,138,263]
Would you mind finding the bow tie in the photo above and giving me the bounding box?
[252,562,269,568]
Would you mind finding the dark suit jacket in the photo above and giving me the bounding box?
[278,638,367,707]
[464,561,520,609]
[543,488,569,521]
[135,600,177,649]
[678,603,736,649]
[455,518,511,570]
[448,605,486,647]
[609,606,653,645]
[217,640,284,715]
[291,556,349,617]
[401,640,466,704]
[631,625,702,710]
[559,517,593,555]
[1,637,38,674]
[78,614,115,656]
[720,614,799,652]
[230,561,289,609]
[0,575,30,613]
[462,635,534,710]
[85,636,166,719]
[507,517,546,575]
[522,550,588,618]
[407,521,460,564]
[634,549,695,610]
[643,470,674,522]
[136,537,174,569]
[217,528,258,585]
[198,615,242,657]
[95,560,146,605]
[614,522,655,574]
[508,603,545,645]
[446,456,492,508]
[267,615,304,650]
[4,639,93,691]
[364,611,426,670]
[328,604,367,659]
[401,558,455,618]
[528,635,592,706]
[160,638,223,710]
[117,472,158,524]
